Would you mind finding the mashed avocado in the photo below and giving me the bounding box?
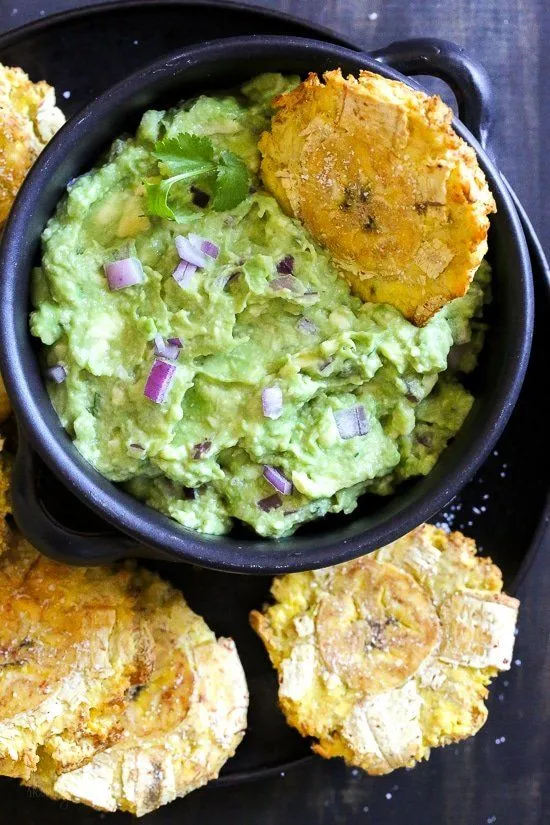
[30,74,490,538]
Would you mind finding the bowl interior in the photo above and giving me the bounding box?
[0,36,533,572]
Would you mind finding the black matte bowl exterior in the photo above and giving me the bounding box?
[0,36,533,573]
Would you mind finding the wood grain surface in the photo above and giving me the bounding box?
[1,2,549,824]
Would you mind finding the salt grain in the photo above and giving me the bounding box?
[62,91,71,99]
[368,11,378,20]
[385,792,392,800]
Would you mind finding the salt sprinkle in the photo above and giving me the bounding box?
[62,91,71,99]
[493,450,499,456]
[498,693,505,701]
[11,8,18,15]
[385,792,392,800]
[363,806,369,813]
[351,769,359,777]
[392,784,399,791]
[514,659,522,666]
[280,771,285,777]
[133,39,139,45]
[483,493,490,500]
[39,9,45,15]
[503,680,510,687]
[368,11,378,20]
[472,507,481,515]
[487,817,497,824]
[495,736,506,745]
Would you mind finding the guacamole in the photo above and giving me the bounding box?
[30,74,489,538]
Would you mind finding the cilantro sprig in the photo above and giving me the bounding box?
[145,133,250,221]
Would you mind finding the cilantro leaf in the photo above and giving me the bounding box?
[212,151,250,211]
[145,132,250,221]
[153,133,215,176]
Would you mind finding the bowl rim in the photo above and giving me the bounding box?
[0,34,534,573]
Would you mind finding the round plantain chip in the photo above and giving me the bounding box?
[0,64,65,225]
[0,536,154,780]
[28,569,249,816]
[251,524,518,775]
[259,70,496,325]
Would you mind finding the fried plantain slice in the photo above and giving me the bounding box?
[0,535,154,780]
[0,377,11,425]
[251,524,518,775]
[259,70,496,324]
[29,569,249,816]
[0,63,65,225]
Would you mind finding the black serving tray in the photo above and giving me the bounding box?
[0,0,548,808]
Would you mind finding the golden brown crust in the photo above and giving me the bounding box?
[260,69,495,324]
[28,570,249,816]
[0,63,65,225]
[0,377,11,425]
[250,524,518,775]
[0,537,154,779]
[316,558,439,694]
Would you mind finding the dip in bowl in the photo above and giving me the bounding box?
[31,73,491,539]
[0,37,533,571]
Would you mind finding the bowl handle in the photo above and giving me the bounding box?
[11,436,143,565]
[370,38,493,151]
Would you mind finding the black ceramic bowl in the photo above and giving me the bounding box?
[0,36,533,573]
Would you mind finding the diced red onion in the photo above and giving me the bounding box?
[297,317,317,335]
[188,233,219,260]
[262,386,283,419]
[270,274,303,294]
[333,405,369,439]
[192,440,212,459]
[263,465,292,495]
[104,257,143,290]
[175,235,207,267]
[144,359,176,404]
[154,334,180,361]
[276,255,294,274]
[258,493,282,512]
[183,487,198,500]
[172,260,197,288]
[167,337,182,347]
[201,240,219,259]
[45,364,67,383]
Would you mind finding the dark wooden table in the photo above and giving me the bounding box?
[1,2,548,824]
